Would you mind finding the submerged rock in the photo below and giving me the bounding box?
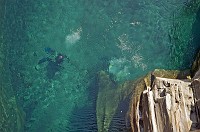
[96,69,191,132]
[96,71,134,132]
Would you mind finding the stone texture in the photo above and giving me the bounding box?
[191,79,200,130]
[128,69,191,132]
[96,69,191,132]
[142,77,193,132]
[96,71,134,132]
[192,51,200,76]
[191,50,200,130]
[129,67,200,132]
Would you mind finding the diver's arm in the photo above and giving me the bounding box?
[38,57,52,64]
[35,57,52,71]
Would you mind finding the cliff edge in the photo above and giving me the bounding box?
[129,56,200,132]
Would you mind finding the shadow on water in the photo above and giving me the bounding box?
[108,95,132,132]
[179,4,200,70]
[67,75,99,132]
[192,6,200,56]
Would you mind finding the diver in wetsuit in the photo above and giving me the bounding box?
[35,47,68,79]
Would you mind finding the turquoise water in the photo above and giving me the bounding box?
[3,0,198,131]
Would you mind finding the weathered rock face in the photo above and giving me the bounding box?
[0,1,25,131]
[128,69,191,131]
[191,51,200,130]
[191,79,200,130]
[129,68,200,132]
[143,77,193,132]
[96,69,191,132]
[96,71,135,132]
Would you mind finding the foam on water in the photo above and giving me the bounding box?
[65,27,82,47]
[109,57,131,82]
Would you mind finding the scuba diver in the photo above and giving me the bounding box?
[35,47,69,79]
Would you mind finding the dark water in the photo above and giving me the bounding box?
[2,0,199,131]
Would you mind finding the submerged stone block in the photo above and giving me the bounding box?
[96,71,134,132]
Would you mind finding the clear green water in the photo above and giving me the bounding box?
[3,0,198,131]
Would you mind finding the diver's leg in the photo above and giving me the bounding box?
[35,57,51,70]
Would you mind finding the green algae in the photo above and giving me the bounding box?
[96,71,134,132]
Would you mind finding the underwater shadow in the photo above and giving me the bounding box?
[108,95,132,132]
[67,75,99,132]
[191,7,200,63]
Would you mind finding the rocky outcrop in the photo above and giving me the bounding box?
[128,69,191,131]
[191,51,200,130]
[142,77,193,132]
[96,69,191,132]
[97,68,200,132]
[191,79,200,130]
[129,67,200,131]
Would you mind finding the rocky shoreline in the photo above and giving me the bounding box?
[129,66,200,131]
[96,54,200,132]
[96,1,200,131]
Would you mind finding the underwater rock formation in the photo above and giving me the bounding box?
[96,71,135,132]
[96,69,191,132]
[96,69,190,131]
[0,1,25,131]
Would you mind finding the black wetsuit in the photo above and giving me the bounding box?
[46,60,62,79]
[37,54,65,79]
